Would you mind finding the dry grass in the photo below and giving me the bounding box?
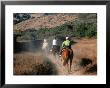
[14,13,77,31]
[14,52,57,75]
[14,38,97,75]
[71,38,97,75]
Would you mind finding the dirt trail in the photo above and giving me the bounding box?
[48,54,67,75]
[46,50,79,75]
[14,39,97,75]
[45,38,97,75]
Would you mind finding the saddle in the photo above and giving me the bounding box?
[62,47,73,55]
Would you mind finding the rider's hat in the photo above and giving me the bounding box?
[44,39,47,42]
[66,37,69,40]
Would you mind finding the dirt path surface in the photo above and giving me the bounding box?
[45,38,97,75]
[14,39,97,75]
[47,54,78,75]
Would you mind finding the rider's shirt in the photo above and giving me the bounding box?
[62,40,71,48]
[52,39,57,45]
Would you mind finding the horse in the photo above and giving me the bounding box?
[42,40,49,56]
[61,48,73,73]
[50,46,60,58]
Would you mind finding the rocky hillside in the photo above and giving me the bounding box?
[14,13,78,32]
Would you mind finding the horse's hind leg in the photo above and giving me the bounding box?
[70,51,73,72]
[63,60,66,66]
[67,63,69,73]
[66,59,70,73]
[69,58,72,72]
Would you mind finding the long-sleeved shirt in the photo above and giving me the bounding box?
[52,39,57,45]
[62,40,71,48]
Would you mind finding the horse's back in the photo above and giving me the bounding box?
[61,48,73,65]
[62,48,70,58]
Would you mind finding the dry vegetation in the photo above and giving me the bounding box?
[14,38,97,75]
[14,52,57,75]
[14,14,78,31]
[71,38,97,75]
[13,13,97,75]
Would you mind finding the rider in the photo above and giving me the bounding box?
[52,37,58,51]
[42,39,49,56]
[42,39,48,50]
[59,36,72,56]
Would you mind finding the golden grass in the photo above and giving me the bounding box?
[14,38,97,75]
[72,38,97,75]
[14,52,57,75]
[14,14,77,31]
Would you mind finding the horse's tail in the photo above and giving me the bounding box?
[63,59,66,66]
[63,58,68,66]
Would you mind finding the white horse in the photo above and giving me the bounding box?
[42,39,49,56]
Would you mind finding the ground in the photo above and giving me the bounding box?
[14,38,97,75]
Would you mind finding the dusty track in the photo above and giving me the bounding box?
[14,39,97,75]
[45,38,97,75]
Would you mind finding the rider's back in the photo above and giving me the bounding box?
[52,39,57,45]
[63,40,70,46]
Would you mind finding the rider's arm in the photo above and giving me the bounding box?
[61,42,65,48]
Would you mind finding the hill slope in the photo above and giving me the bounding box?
[14,13,78,32]
[14,13,97,40]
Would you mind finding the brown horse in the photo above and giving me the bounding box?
[61,48,73,72]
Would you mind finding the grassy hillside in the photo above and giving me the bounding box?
[14,13,78,31]
[14,13,97,41]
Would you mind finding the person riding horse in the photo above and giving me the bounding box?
[59,37,73,72]
[51,37,60,55]
[42,39,49,55]
[52,37,57,50]
[59,37,73,57]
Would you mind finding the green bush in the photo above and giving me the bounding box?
[15,14,97,41]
